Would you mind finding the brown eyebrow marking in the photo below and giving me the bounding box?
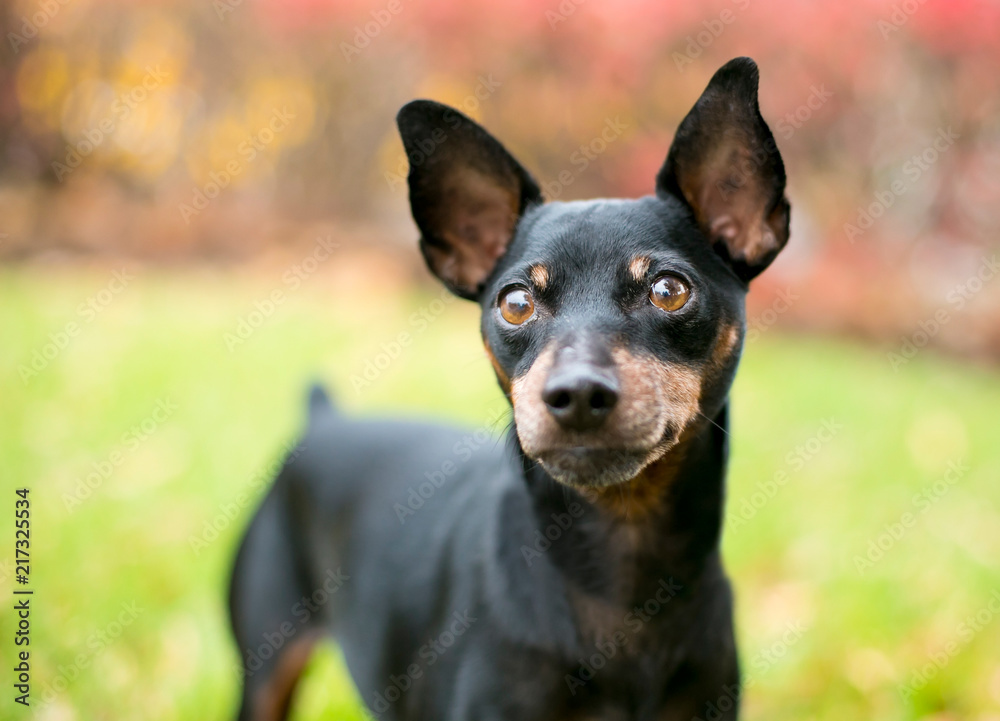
[628,255,651,282]
[529,264,549,290]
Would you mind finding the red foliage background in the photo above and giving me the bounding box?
[1,0,999,358]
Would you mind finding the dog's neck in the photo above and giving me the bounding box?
[518,404,730,598]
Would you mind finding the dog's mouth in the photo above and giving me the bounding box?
[512,344,703,487]
[534,446,662,488]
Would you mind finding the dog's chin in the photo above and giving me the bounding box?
[534,448,657,488]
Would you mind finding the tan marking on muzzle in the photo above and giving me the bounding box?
[611,347,702,446]
[510,345,556,428]
[529,263,549,290]
[585,426,698,520]
[511,343,702,484]
[595,324,742,517]
[628,255,652,282]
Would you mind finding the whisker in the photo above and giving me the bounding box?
[696,410,731,438]
[488,412,514,434]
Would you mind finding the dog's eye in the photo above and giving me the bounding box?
[498,286,535,325]
[649,274,690,312]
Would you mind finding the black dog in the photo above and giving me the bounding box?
[229,56,790,721]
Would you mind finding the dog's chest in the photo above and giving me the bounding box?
[566,524,688,650]
[559,588,689,714]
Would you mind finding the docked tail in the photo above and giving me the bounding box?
[307,381,334,421]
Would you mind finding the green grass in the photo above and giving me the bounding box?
[2,265,999,720]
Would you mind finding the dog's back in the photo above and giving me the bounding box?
[230,391,546,719]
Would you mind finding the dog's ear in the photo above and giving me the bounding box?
[656,57,790,282]
[397,100,542,300]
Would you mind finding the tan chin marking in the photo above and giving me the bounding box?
[628,255,651,282]
[582,438,694,521]
[528,264,549,290]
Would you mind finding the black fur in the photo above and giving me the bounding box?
[229,57,789,721]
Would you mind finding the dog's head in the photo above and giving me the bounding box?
[398,57,789,488]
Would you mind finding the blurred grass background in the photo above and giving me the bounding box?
[2,0,1000,718]
[1,266,999,720]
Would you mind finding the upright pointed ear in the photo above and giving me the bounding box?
[397,100,542,299]
[656,57,790,282]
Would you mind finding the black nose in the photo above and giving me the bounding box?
[542,367,619,432]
